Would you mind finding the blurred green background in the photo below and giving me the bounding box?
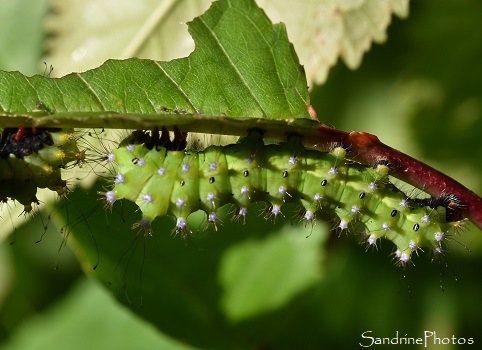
[1,0,482,349]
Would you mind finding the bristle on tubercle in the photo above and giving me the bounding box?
[101,127,465,266]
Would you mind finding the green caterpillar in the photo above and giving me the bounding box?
[0,127,81,212]
[104,128,461,265]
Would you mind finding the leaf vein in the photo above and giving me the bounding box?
[198,12,268,117]
[75,73,108,111]
[23,76,41,111]
[153,62,198,113]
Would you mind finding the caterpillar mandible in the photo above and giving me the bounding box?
[103,127,462,265]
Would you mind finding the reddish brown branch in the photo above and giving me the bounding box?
[311,125,482,231]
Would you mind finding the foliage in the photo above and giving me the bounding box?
[1,0,482,349]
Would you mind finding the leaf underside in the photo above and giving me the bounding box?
[0,0,310,130]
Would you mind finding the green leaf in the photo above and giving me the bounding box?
[44,0,213,76]
[219,225,325,321]
[44,0,409,86]
[1,278,198,350]
[0,0,310,128]
[258,0,409,84]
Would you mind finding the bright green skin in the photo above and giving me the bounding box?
[0,129,80,211]
[108,133,456,264]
